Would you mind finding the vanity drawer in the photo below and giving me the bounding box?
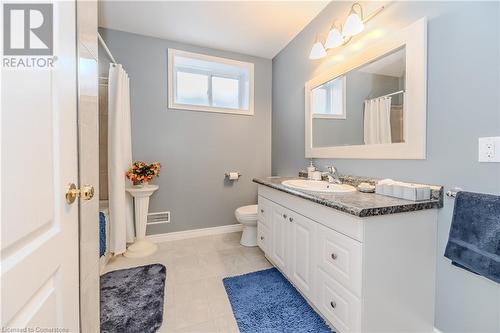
[317,269,361,333]
[257,196,272,228]
[257,221,270,254]
[317,223,362,297]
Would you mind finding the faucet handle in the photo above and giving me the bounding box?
[327,166,336,173]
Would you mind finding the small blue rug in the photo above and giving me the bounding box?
[100,264,166,333]
[223,268,333,333]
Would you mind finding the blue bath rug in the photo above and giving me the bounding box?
[100,264,166,333]
[223,268,333,333]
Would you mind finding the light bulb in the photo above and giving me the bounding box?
[309,41,326,60]
[342,9,364,37]
[325,27,343,49]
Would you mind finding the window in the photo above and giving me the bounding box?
[168,49,254,115]
[311,75,346,119]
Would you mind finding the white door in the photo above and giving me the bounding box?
[290,212,315,299]
[271,204,288,272]
[1,1,80,331]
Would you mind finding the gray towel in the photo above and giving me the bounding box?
[444,191,500,284]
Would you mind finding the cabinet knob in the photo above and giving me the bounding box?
[331,253,338,260]
[260,209,264,213]
[289,217,294,222]
[283,214,287,219]
[330,301,336,309]
[260,236,264,240]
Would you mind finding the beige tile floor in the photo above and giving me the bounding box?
[103,231,273,333]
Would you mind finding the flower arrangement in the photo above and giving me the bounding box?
[126,161,161,186]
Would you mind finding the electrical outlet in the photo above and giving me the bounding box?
[478,137,500,162]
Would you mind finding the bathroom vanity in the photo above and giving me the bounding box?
[254,176,443,333]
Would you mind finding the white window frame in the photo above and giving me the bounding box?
[168,48,254,116]
[311,75,346,119]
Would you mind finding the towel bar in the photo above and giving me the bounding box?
[446,187,462,198]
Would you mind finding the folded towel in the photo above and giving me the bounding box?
[444,191,500,284]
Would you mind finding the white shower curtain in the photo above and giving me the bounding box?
[108,64,134,254]
[363,97,392,145]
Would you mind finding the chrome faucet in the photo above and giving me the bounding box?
[324,166,342,184]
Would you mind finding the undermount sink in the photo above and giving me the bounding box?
[281,179,356,193]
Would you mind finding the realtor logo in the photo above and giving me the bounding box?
[3,3,53,56]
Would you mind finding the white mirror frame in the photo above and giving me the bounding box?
[305,17,427,159]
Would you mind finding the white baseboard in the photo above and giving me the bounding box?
[434,327,443,333]
[146,224,244,243]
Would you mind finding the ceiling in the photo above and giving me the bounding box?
[98,1,330,59]
[358,48,406,78]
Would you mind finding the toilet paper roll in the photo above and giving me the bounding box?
[229,172,239,180]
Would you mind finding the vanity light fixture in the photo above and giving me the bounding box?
[325,23,344,49]
[309,2,385,60]
[342,3,365,37]
[309,37,327,60]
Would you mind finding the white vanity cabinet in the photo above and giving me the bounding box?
[258,196,317,300]
[257,185,437,333]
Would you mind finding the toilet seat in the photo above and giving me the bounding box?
[235,205,258,222]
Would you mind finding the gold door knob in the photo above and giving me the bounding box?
[66,183,95,204]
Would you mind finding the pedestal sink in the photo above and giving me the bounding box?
[125,184,159,258]
[281,179,356,193]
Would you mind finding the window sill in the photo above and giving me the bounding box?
[312,114,346,119]
[168,102,254,116]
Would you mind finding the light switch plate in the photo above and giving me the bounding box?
[478,137,500,162]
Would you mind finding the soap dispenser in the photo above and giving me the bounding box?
[307,159,316,180]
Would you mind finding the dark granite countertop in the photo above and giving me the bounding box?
[253,176,443,218]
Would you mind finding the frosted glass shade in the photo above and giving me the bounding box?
[309,41,326,60]
[325,27,343,49]
[342,12,364,37]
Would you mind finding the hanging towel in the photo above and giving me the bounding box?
[444,191,500,284]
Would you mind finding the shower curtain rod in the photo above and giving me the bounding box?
[98,32,117,64]
[368,90,405,100]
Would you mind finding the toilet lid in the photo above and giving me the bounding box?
[235,204,258,220]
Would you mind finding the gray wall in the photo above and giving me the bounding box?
[272,1,499,332]
[99,28,272,235]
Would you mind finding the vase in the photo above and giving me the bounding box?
[132,181,144,187]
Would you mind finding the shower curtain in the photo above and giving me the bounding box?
[363,97,392,145]
[108,64,134,254]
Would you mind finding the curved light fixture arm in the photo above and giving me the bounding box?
[342,36,353,46]
[330,20,352,46]
[331,20,343,31]
[351,2,364,20]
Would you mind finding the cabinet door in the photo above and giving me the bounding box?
[257,196,272,228]
[317,223,362,297]
[257,221,270,254]
[289,212,316,300]
[271,204,289,273]
[317,269,361,333]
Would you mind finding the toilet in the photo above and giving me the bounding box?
[235,205,258,247]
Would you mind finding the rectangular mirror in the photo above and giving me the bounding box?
[312,47,405,147]
[305,18,427,159]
